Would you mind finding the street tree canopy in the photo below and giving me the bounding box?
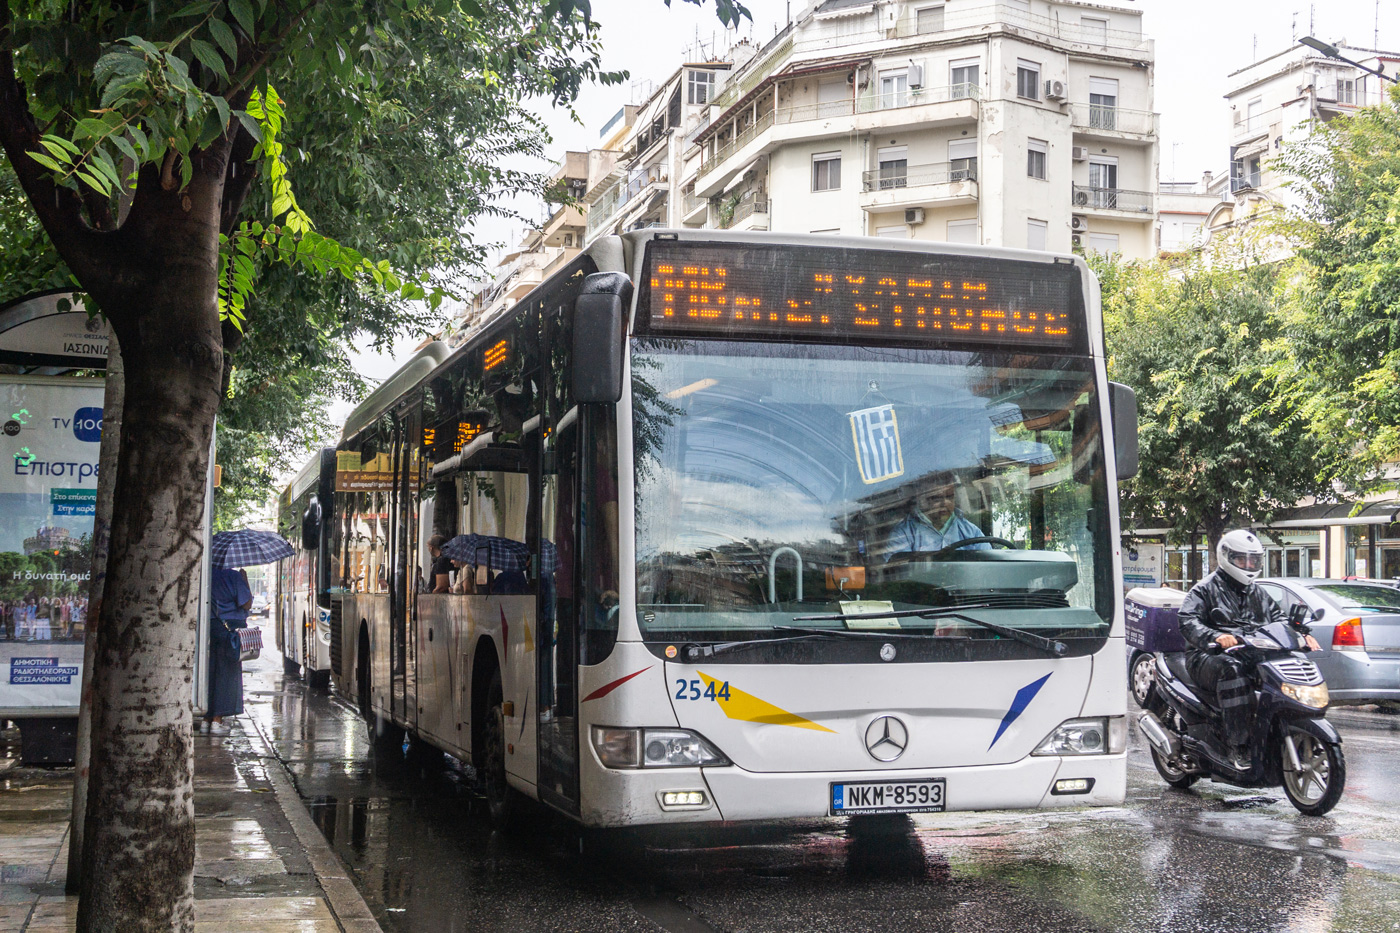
[1099,249,1329,567]
[0,0,746,930]
[1271,84,1400,490]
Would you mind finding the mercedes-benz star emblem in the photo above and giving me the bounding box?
[879,643,896,662]
[864,715,909,762]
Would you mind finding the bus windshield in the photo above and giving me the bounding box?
[631,338,1112,647]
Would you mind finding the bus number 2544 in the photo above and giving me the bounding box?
[675,679,731,701]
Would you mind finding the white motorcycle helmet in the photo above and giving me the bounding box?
[1217,529,1265,585]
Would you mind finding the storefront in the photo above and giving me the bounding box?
[1126,499,1400,591]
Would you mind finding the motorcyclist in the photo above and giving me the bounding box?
[1178,529,1321,768]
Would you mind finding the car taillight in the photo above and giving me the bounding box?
[1332,617,1364,649]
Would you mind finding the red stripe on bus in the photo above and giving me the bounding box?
[581,666,652,703]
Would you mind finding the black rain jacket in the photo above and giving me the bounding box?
[1177,570,1291,652]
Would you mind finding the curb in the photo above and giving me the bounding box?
[243,714,385,933]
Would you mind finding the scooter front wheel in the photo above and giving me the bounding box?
[1280,723,1345,816]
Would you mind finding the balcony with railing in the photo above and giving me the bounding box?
[1070,103,1156,140]
[859,162,978,212]
[584,184,621,242]
[1230,171,1263,193]
[1071,184,1153,218]
[715,197,768,231]
[696,85,979,197]
[681,190,708,225]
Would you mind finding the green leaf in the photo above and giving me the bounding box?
[74,170,111,195]
[197,108,225,149]
[128,124,150,158]
[173,1,216,17]
[26,150,67,173]
[208,18,238,62]
[228,0,256,35]
[190,38,229,82]
[211,95,230,129]
[75,118,114,141]
[110,135,138,163]
[233,110,263,143]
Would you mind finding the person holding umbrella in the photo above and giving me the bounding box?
[203,529,293,736]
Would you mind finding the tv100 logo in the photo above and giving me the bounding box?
[65,407,103,443]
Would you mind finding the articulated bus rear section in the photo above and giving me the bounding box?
[324,230,1137,829]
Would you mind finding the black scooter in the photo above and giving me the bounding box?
[1138,606,1346,815]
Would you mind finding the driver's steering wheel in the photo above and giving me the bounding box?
[893,536,1020,561]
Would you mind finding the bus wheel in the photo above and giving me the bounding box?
[482,670,516,828]
[306,668,330,692]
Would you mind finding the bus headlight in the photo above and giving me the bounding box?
[1032,717,1110,756]
[591,726,729,769]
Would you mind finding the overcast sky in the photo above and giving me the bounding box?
[323,0,1395,440]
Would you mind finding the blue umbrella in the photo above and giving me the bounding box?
[211,530,295,568]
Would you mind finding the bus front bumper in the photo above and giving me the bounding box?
[579,753,1126,827]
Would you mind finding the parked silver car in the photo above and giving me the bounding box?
[1256,578,1400,708]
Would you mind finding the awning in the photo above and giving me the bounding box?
[723,159,760,193]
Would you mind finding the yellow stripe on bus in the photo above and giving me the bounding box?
[696,671,836,733]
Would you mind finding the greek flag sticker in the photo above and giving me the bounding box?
[848,404,904,485]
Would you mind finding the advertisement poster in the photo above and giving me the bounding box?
[1123,542,1165,593]
[0,376,104,712]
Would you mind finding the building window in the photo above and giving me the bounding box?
[915,5,944,34]
[876,224,909,238]
[1017,60,1040,100]
[1339,78,1356,104]
[1027,138,1047,179]
[877,146,907,189]
[1087,232,1119,256]
[688,70,714,105]
[1088,156,1118,207]
[1248,156,1261,188]
[950,58,979,99]
[878,69,909,110]
[1088,76,1119,130]
[563,233,574,247]
[946,219,978,244]
[1081,15,1108,43]
[1027,219,1048,251]
[812,152,842,191]
[1180,220,1201,247]
[1246,97,1262,133]
[948,138,977,181]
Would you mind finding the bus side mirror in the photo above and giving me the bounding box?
[572,272,632,404]
[1109,382,1138,481]
[302,495,322,551]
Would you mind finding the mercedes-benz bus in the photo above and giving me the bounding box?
[321,230,1137,827]
[275,448,338,689]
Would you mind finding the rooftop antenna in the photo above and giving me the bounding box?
[1253,33,1257,60]
[1291,12,1297,42]
[1376,0,1380,50]
[1310,3,1314,38]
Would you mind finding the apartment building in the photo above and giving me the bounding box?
[644,0,1160,259]
[582,59,737,244]
[1207,41,1399,239]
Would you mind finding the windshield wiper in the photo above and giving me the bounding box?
[790,605,1068,657]
[679,631,856,661]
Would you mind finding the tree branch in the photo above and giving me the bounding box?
[0,0,110,272]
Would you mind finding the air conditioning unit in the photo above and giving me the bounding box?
[908,61,924,89]
[1071,146,1089,162]
[904,207,925,225]
[1044,79,1067,101]
[1073,189,1090,206]
[1071,215,1088,232]
[1072,233,1083,247]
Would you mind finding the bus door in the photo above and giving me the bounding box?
[537,299,580,813]
[388,402,421,727]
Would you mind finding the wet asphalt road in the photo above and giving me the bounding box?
[242,654,1400,933]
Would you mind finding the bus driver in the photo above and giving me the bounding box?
[885,473,988,559]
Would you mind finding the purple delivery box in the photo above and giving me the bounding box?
[1125,587,1188,652]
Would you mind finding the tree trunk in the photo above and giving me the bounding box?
[75,244,225,933]
[67,338,123,894]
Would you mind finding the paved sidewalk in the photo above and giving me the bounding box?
[0,673,382,932]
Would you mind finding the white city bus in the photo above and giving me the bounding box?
[324,230,1137,827]
[274,448,337,689]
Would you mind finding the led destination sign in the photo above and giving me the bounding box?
[640,242,1083,349]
